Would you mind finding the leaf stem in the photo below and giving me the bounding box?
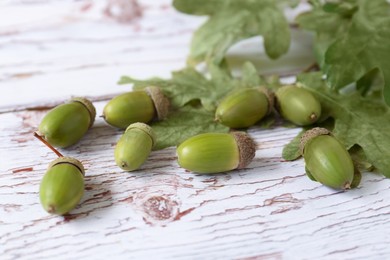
[33,132,64,158]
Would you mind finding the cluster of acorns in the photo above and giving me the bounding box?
[35,85,356,216]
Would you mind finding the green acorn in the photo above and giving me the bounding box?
[300,128,354,190]
[103,87,170,129]
[275,85,321,126]
[176,132,256,174]
[38,97,96,148]
[215,87,274,128]
[40,157,85,215]
[114,122,155,171]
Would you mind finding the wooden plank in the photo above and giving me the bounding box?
[1,104,389,259]
[1,1,389,259]
[0,0,314,112]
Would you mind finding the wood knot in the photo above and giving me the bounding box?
[142,196,178,224]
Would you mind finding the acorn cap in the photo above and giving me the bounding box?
[145,87,170,121]
[299,127,331,156]
[125,122,156,147]
[231,132,256,169]
[48,156,85,176]
[71,97,96,128]
[258,87,275,115]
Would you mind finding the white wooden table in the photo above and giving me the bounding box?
[1,1,389,259]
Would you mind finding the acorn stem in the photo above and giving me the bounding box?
[309,113,318,121]
[34,131,64,158]
[343,182,351,190]
[47,204,56,214]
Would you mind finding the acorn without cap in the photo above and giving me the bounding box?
[176,132,256,174]
[215,87,274,128]
[103,87,169,129]
[114,122,155,171]
[40,157,85,215]
[300,127,354,190]
[38,97,96,148]
[275,85,321,126]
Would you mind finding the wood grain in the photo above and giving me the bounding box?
[1,1,389,259]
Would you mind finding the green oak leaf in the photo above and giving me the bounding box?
[282,128,306,161]
[350,166,362,189]
[151,105,229,150]
[119,62,265,111]
[241,62,264,87]
[296,0,357,67]
[349,144,374,172]
[287,72,390,177]
[173,0,290,65]
[324,0,390,104]
[297,0,390,105]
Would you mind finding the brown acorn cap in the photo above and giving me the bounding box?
[125,122,156,147]
[48,156,85,176]
[231,132,256,169]
[258,87,275,115]
[299,127,331,156]
[71,97,96,128]
[145,86,170,121]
